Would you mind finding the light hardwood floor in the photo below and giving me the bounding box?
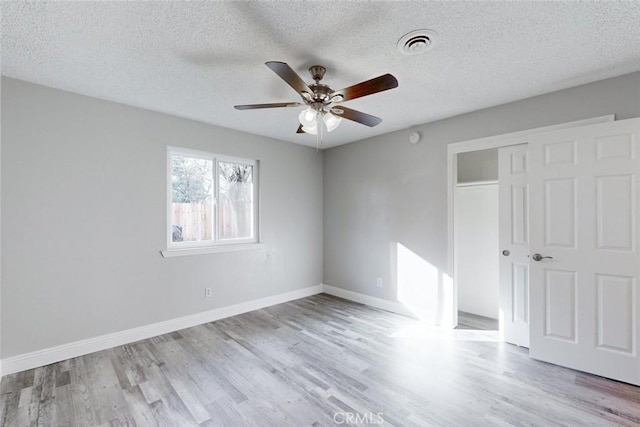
[456,311,499,331]
[2,294,640,426]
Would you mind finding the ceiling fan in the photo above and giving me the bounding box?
[234,61,398,137]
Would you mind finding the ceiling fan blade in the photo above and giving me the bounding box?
[332,74,398,102]
[297,124,305,134]
[234,102,301,110]
[265,61,313,97]
[331,106,382,127]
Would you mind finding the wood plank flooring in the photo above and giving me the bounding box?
[2,294,640,426]
[456,311,499,331]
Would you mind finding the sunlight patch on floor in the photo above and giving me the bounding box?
[389,324,501,342]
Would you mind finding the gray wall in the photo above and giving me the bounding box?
[3,71,640,357]
[323,71,640,309]
[1,78,323,358]
[0,78,3,368]
[457,148,498,183]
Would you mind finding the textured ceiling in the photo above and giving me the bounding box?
[3,1,640,148]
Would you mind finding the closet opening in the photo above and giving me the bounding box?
[454,148,499,331]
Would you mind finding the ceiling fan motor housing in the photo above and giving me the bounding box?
[309,65,326,82]
[308,83,333,103]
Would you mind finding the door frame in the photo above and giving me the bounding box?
[446,115,614,329]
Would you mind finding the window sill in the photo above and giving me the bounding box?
[161,243,264,258]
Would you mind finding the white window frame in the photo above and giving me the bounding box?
[164,146,260,256]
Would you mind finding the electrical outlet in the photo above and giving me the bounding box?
[376,278,383,288]
[205,287,212,298]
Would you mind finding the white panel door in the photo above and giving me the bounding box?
[499,144,530,347]
[529,118,640,385]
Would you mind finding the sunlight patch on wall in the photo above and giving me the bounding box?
[394,242,455,327]
[440,272,454,329]
[396,242,439,323]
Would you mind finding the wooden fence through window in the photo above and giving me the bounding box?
[172,203,213,241]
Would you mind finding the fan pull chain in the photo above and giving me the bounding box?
[316,111,324,151]
[316,114,320,151]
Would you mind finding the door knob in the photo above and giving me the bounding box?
[532,253,553,262]
[502,250,510,256]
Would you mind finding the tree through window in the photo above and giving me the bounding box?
[219,162,254,240]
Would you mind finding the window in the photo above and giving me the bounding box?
[167,147,259,250]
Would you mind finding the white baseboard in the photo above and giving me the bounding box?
[321,284,417,318]
[1,284,416,377]
[1,284,322,377]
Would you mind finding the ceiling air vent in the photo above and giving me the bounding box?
[397,29,437,54]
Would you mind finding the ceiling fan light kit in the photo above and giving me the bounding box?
[234,61,398,145]
[298,105,342,135]
[323,112,342,132]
